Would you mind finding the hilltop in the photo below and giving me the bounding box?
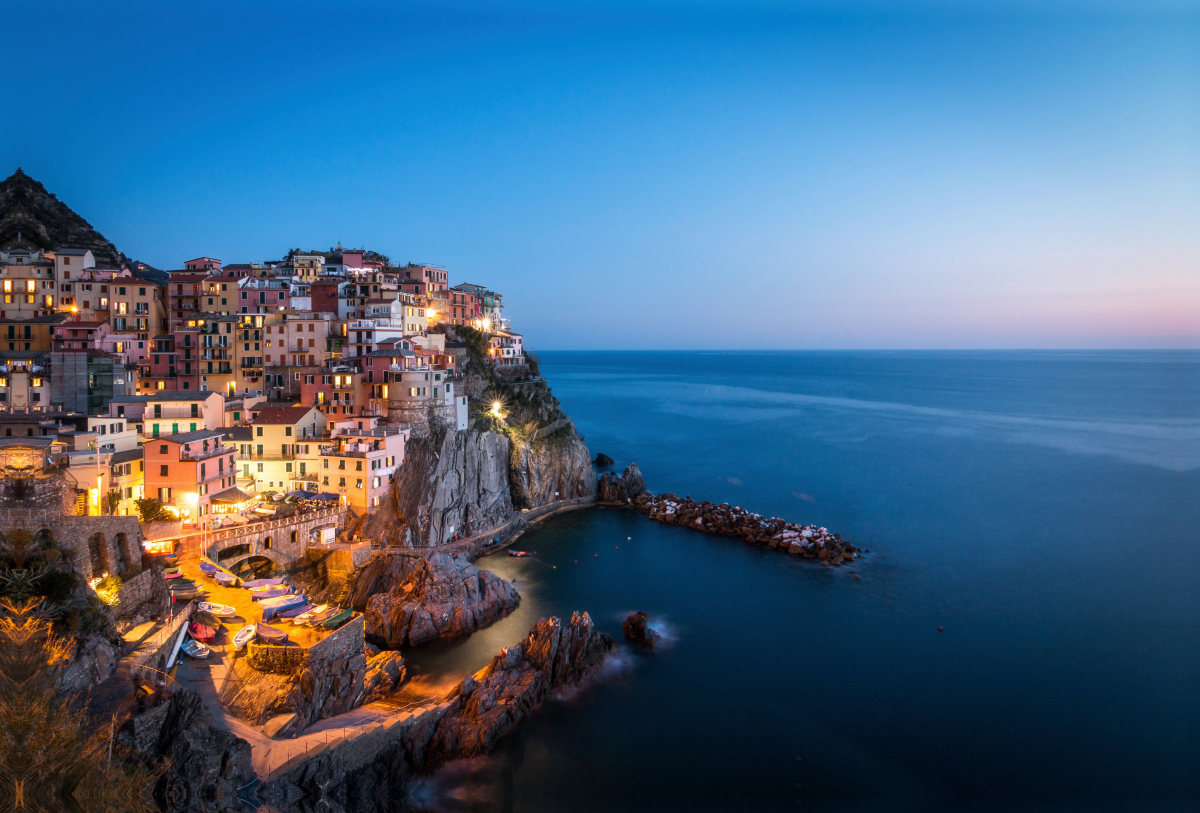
[0,167,127,266]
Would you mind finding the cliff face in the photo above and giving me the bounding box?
[392,426,514,547]
[509,421,596,509]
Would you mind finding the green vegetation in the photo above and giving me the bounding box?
[133,498,169,524]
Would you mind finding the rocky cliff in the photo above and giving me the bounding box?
[117,688,253,813]
[368,326,594,550]
[363,551,519,648]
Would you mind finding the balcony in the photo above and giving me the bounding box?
[179,444,232,462]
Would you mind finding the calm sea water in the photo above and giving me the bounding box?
[407,351,1200,813]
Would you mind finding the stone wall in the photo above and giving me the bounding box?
[112,567,168,621]
[0,469,81,515]
[205,506,347,573]
[0,512,143,580]
[246,642,308,675]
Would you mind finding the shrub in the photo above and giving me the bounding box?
[134,497,169,523]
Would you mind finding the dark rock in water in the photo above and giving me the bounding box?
[597,462,648,503]
[117,688,252,813]
[364,552,520,648]
[594,453,615,467]
[597,471,623,503]
[623,611,662,649]
[417,611,615,769]
[620,463,647,500]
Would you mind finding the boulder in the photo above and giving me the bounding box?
[359,650,407,705]
[597,462,648,503]
[622,611,662,649]
[364,552,520,648]
[594,453,615,468]
[619,463,647,500]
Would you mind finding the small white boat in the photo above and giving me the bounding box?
[232,624,257,651]
[198,602,236,618]
[292,603,328,625]
[181,639,210,659]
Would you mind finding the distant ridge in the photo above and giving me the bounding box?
[0,168,127,267]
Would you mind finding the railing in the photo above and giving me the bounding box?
[319,444,372,458]
[207,505,345,544]
[179,445,232,461]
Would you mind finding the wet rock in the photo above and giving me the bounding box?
[622,611,662,649]
[416,611,615,769]
[594,453,615,467]
[597,463,648,504]
[359,650,407,705]
[364,552,520,648]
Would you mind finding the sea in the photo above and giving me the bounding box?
[404,351,1200,813]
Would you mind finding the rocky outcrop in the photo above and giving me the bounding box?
[346,551,419,611]
[364,552,519,648]
[117,688,253,813]
[391,428,514,547]
[594,453,615,467]
[259,613,613,811]
[360,650,407,705]
[598,463,648,504]
[57,634,120,694]
[413,611,615,769]
[622,611,661,649]
[634,493,863,565]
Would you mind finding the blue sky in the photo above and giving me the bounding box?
[4,1,1197,349]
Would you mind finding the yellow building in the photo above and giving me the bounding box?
[108,448,145,516]
[292,255,324,281]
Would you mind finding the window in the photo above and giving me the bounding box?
[257,463,263,473]
[339,477,346,487]
[285,426,292,436]
[356,479,363,489]
[355,460,362,471]
[322,476,329,485]
[159,465,168,476]
[256,426,263,437]
[322,458,329,469]
[373,477,381,489]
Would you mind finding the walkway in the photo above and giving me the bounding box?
[175,635,442,779]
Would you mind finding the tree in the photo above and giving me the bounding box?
[105,489,121,516]
[134,497,169,523]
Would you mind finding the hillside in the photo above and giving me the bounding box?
[0,168,127,266]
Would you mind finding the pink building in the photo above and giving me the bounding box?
[143,428,237,522]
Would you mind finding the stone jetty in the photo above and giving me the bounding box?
[632,492,862,565]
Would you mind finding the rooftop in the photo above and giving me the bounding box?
[110,392,222,403]
[158,429,228,445]
[251,405,321,425]
[110,448,144,465]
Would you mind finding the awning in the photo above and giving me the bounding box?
[314,492,340,502]
[211,487,255,505]
[286,490,318,500]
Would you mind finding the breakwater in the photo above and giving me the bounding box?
[632,492,862,565]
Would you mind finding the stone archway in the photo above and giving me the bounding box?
[87,532,110,579]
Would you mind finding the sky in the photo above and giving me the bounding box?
[3,1,1197,350]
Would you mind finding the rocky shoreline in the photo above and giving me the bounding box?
[633,492,863,565]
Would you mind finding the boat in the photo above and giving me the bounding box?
[254,623,289,645]
[214,572,240,587]
[242,577,285,589]
[188,622,216,643]
[163,567,183,578]
[261,595,307,622]
[306,607,337,627]
[180,639,210,659]
[198,602,236,618]
[279,602,313,620]
[232,624,256,650]
[252,588,291,601]
[193,610,225,630]
[169,579,197,590]
[170,588,203,600]
[198,561,219,575]
[293,604,329,625]
[508,550,536,557]
[321,608,353,630]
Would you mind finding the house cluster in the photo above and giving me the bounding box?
[0,245,526,525]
